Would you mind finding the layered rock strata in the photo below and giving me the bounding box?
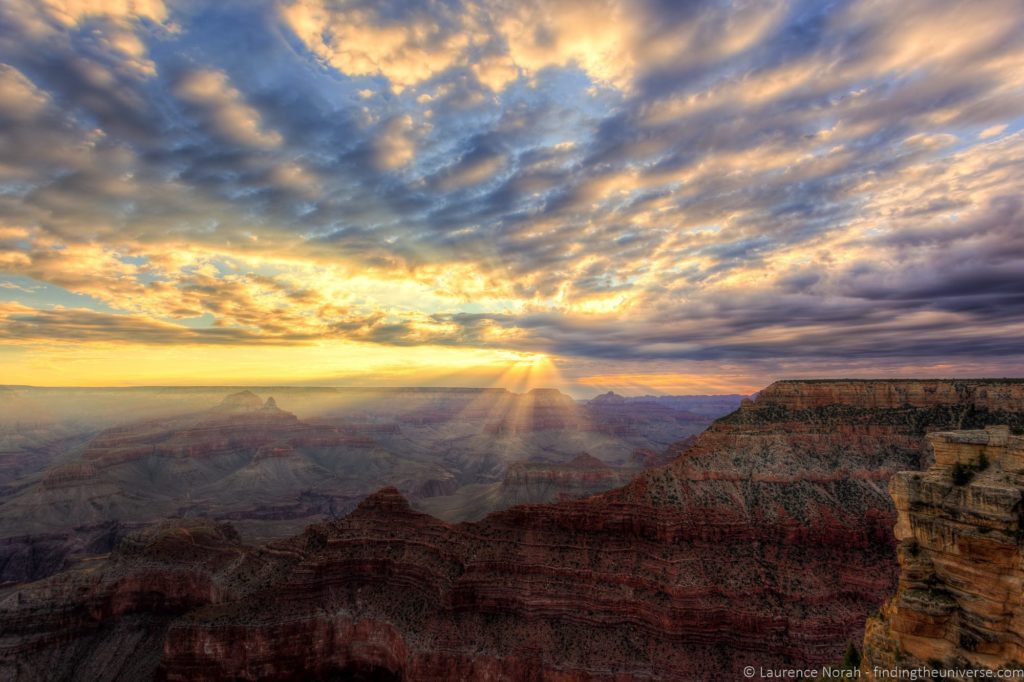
[862,426,1024,677]
[3,380,1024,680]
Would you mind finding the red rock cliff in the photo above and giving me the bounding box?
[862,426,1024,678]
[3,380,1024,681]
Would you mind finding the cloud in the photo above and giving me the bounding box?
[274,0,789,95]
[495,0,642,90]
[980,124,1008,139]
[0,0,167,80]
[471,53,518,91]
[174,69,283,148]
[0,302,299,346]
[36,0,167,27]
[437,148,506,191]
[0,65,50,121]
[278,0,474,93]
[1,0,1024,387]
[841,0,1023,77]
[373,114,418,170]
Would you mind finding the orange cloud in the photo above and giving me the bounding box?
[279,0,473,93]
[175,70,282,147]
[373,114,419,170]
[0,66,49,121]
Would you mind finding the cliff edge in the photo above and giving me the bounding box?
[862,425,1024,677]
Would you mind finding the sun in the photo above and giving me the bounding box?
[491,353,562,393]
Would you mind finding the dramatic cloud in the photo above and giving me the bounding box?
[1,0,1023,391]
[174,69,283,148]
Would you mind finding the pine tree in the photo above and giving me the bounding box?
[841,642,861,670]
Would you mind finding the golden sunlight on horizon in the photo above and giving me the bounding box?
[488,354,563,393]
[575,372,765,396]
[0,340,763,395]
[0,341,562,389]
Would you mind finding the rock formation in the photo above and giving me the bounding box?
[214,390,265,413]
[416,452,641,521]
[0,387,719,584]
[3,380,1024,680]
[862,425,1024,677]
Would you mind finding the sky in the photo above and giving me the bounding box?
[0,0,1023,395]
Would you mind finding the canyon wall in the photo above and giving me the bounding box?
[3,380,1024,680]
[862,426,1024,677]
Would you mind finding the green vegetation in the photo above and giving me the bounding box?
[952,461,975,485]
[841,642,862,670]
[813,643,863,681]
[952,452,992,486]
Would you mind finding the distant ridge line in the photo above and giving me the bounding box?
[772,377,1024,384]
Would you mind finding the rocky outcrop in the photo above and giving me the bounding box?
[748,379,1024,413]
[0,520,250,682]
[583,392,722,437]
[862,426,1024,677]
[0,419,97,489]
[39,462,98,489]
[79,396,302,467]
[214,390,265,413]
[414,454,643,521]
[500,453,631,499]
[4,380,1024,680]
[0,528,113,586]
[0,394,366,578]
[411,475,459,499]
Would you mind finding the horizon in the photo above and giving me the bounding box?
[4,376,1024,401]
[2,1,1024,393]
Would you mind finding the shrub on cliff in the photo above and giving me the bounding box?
[841,642,862,670]
[814,643,863,680]
[952,462,974,486]
[951,453,990,486]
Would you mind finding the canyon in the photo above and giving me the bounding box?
[862,425,1024,677]
[0,387,731,585]
[2,380,1024,680]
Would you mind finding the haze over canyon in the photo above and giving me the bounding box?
[2,379,1024,680]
